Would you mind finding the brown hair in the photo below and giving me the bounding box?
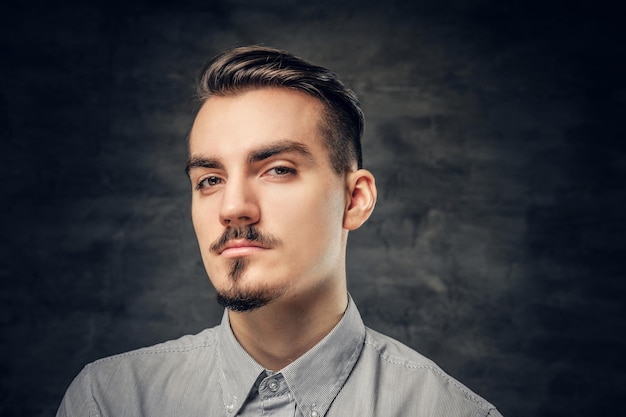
[197,45,364,173]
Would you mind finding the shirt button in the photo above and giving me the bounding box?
[267,378,279,392]
[310,411,319,417]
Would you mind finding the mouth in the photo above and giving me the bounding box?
[218,239,269,258]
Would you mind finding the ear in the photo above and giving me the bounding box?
[343,169,377,230]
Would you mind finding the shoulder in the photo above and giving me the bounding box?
[83,327,220,381]
[345,327,502,416]
[363,326,439,369]
[57,327,222,417]
[361,327,469,391]
[92,327,219,364]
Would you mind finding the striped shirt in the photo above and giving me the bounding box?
[57,297,502,417]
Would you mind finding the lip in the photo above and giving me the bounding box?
[219,240,268,258]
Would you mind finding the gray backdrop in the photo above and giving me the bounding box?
[1,1,624,416]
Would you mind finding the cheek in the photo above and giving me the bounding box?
[190,205,205,240]
[191,201,219,248]
[191,203,228,283]
[270,186,345,242]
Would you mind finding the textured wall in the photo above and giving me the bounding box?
[1,1,624,416]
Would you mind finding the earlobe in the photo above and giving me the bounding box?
[343,169,377,230]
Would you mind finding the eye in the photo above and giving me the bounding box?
[196,176,223,190]
[265,166,296,177]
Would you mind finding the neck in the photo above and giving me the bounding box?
[227,284,348,371]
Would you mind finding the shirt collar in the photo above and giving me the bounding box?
[216,311,265,414]
[281,296,365,417]
[216,295,366,416]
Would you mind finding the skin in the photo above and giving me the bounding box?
[187,87,377,370]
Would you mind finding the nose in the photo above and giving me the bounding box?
[218,176,260,227]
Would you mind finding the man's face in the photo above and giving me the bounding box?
[187,88,350,311]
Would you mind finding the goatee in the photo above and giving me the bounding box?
[210,225,285,312]
[216,286,284,312]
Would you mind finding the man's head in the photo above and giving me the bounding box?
[196,45,364,174]
[187,46,376,312]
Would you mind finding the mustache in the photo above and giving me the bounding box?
[209,226,281,254]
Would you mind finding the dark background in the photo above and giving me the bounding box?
[1,1,624,416]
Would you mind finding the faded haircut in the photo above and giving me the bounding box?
[196,45,364,173]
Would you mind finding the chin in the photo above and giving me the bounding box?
[216,283,286,312]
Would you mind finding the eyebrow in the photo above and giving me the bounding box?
[247,140,314,164]
[185,157,223,177]
[185,140,315,177]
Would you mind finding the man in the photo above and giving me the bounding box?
[57,46,502,416]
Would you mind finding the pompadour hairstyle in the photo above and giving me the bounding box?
[196,45,364,173]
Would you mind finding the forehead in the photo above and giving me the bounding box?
[189,87,328,157]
